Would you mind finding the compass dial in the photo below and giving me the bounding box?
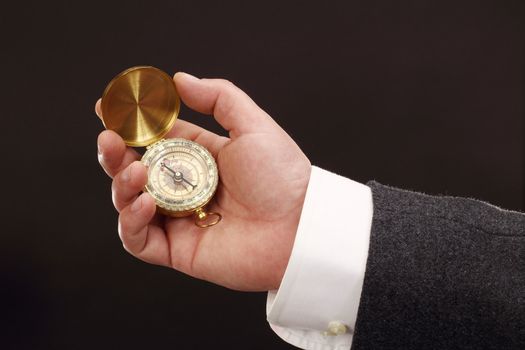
[142,138,219,216]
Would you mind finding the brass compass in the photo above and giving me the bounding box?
[101,66,221,228]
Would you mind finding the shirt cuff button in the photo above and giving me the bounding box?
[323,321,348,336]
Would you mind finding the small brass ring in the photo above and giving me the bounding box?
[195,211,222,228]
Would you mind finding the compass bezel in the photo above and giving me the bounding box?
[142,138,219,216]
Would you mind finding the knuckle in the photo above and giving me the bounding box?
[117,213,133,242]
[117,218,126,245]
[217,78,236,90]
[112,191,120,212]
[118,214,147,256]
[117,214,126,236]
[121,242,132,255]
[120,237,135,256]
[98,155,111,176]
[111,180,122,211]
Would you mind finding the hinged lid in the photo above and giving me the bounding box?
[100,66,180,147]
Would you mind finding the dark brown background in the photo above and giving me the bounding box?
[1,0,523,349]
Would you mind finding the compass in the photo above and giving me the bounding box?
[100,66,221,227]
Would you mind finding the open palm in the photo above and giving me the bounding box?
[97,73,311,291]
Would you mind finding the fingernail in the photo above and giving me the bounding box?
[95,99,102,118]
[97,144,104,162]
[131,195,142,212]
[122,163,132,182]
[178,72,199,81]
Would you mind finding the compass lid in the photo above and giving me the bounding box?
[100,66,180,147]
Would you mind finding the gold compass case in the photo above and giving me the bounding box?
[100,66,221,227]
[100,66,180,146]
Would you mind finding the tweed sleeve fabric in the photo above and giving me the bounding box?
[351,181,525,350]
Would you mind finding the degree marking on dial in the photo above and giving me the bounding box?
[143,139,219,212]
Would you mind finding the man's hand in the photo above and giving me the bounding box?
[96,73,311,291]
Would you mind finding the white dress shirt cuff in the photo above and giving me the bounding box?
[266,166,373,350]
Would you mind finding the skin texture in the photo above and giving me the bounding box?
[96,73,311,291]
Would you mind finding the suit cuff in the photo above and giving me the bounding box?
[266,166,373,350]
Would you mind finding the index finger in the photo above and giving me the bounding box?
[95,99,140,178]
[173,73,276,139]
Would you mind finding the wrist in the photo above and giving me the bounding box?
[271,163,312,290]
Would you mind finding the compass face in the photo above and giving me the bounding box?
[142,138,219,215]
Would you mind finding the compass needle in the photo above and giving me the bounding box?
[182,177,197,189]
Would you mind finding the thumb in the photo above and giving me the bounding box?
[173,72,273,138]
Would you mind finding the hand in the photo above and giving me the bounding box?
[96,73,311,291]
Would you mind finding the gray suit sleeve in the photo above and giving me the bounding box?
[351,181,525,350]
